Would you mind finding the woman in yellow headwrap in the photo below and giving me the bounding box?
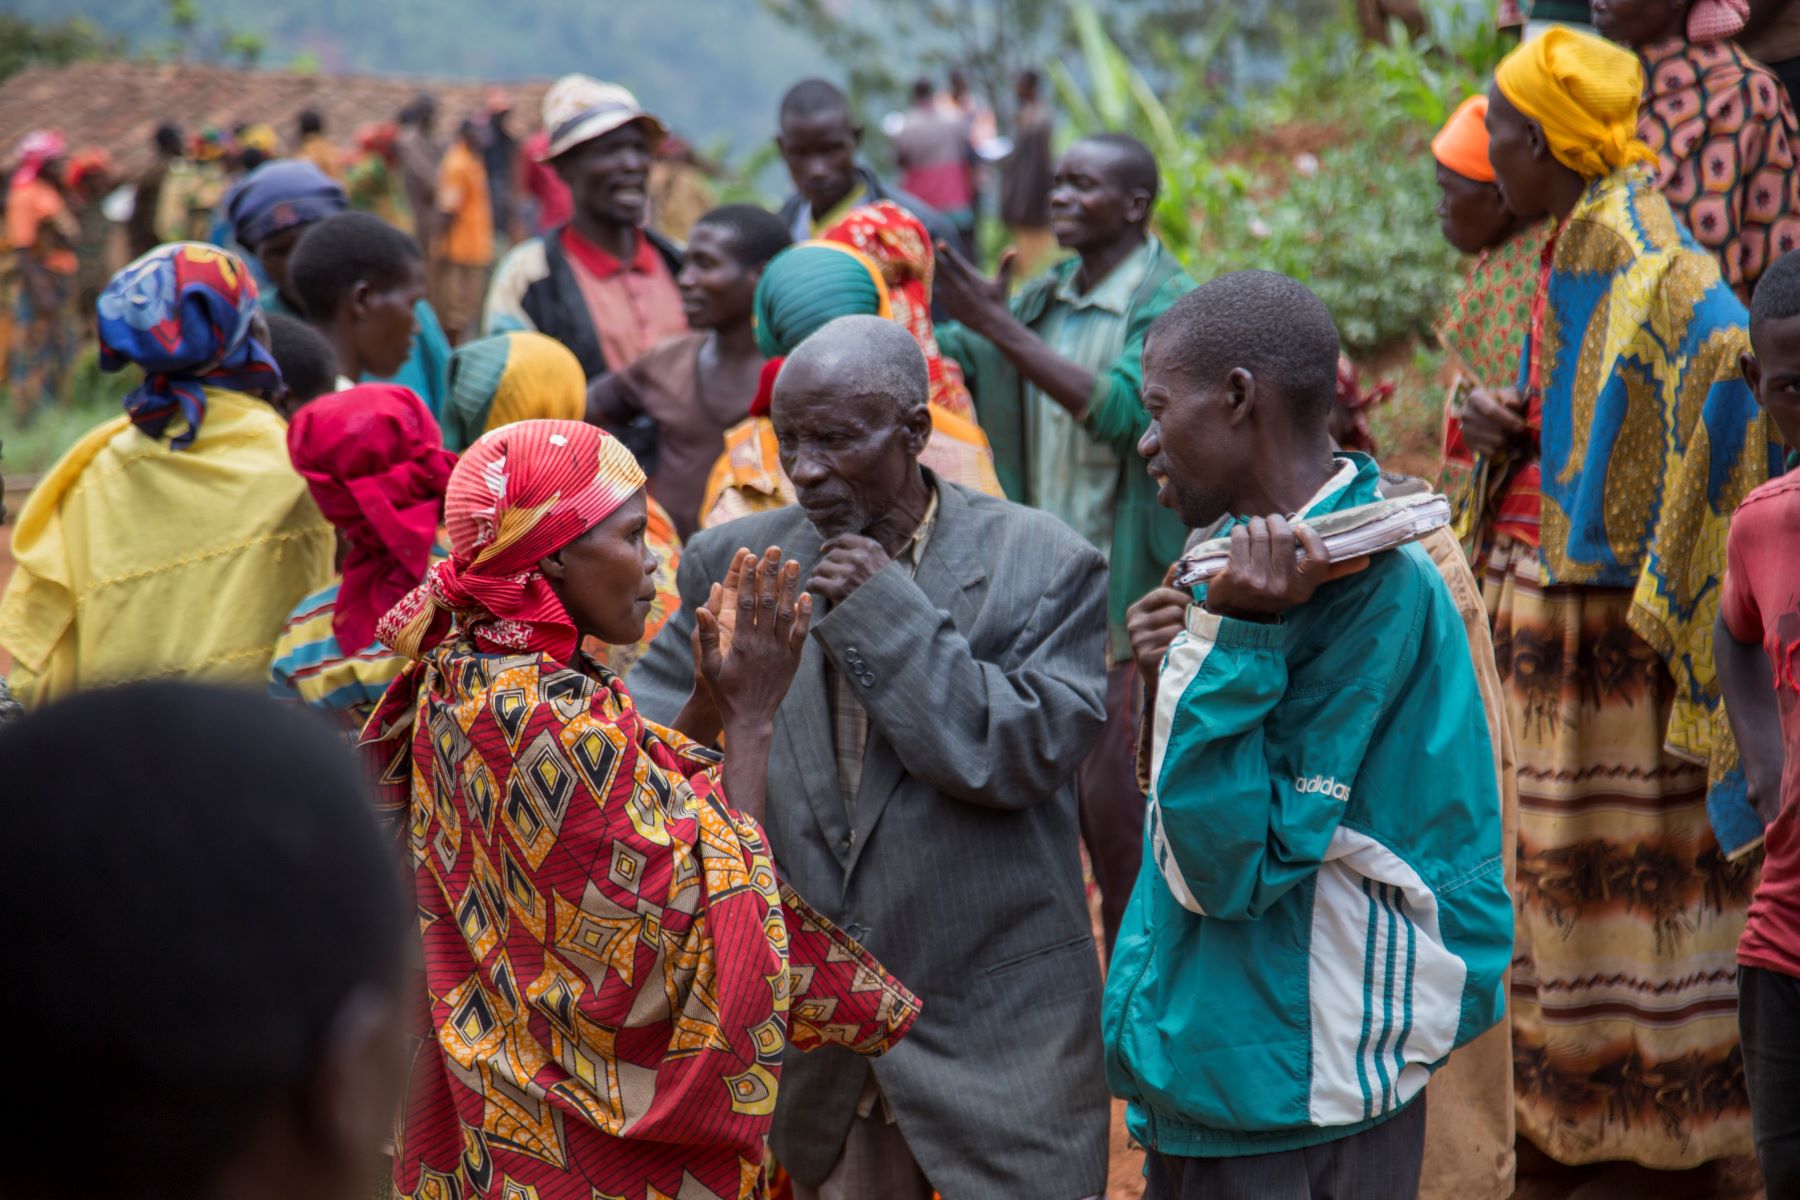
[1469,28,1781,1176]
[446,330,683,674]
[443,329,586,450]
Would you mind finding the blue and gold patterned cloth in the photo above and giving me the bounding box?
[1533,164,1783,852]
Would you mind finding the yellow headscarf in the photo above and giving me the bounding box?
[1494,28,1656,179]
[443,331,587,452]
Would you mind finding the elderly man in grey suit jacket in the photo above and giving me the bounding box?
[630,315,1112,1199]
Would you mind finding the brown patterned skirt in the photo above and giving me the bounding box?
[1486,541,1756,1168]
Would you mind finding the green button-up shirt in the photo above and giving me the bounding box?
[939,238,1194,664]
[1023,239,1158,563]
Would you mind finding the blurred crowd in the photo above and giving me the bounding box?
[0,89,727,420]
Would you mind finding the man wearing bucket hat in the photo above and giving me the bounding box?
[483,74,686,389]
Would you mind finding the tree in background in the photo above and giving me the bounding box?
[162,0,266,68]
[761,0,1062,123]
[760,0,1351,125]
[0,15,125,84]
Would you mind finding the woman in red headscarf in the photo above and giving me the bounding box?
[270,383,457,737]
[820,199,975,418]
[7,130,79,417]
[365,419,919,1200]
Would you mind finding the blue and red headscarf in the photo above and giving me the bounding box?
[96,243,282,450]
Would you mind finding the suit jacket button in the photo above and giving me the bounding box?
[860,673,875,687]
[840,832,855,850]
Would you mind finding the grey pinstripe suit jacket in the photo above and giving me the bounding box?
[629,477,1113,1198]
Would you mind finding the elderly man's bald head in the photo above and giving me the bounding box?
[775,315,929,419]
[770,315,934,538]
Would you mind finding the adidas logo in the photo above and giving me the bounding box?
[1294,774,1351,802]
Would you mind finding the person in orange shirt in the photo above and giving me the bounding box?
[295,109,343,181]
[434,119,493,343]
[6,130,79,418]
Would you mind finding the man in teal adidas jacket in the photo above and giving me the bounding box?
[1104,270,1511,1197]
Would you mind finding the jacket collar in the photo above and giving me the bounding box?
[1218,452,1380,533]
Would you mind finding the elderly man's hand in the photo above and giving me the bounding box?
[1127,567,1190,689]
[807,534,893,606]
[1203,516,1369,621]
[934,241,1016,337]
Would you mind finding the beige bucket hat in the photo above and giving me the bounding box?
[537,74,668,161]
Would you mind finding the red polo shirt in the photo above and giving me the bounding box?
[558,225,687,372]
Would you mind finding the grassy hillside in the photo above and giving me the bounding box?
[7,0,830,160]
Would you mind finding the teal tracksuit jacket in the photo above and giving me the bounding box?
[1102,454,1512,1158]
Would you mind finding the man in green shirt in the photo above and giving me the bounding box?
[936,132,1192,955]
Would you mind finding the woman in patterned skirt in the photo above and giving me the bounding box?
[1472,29,1783,1179]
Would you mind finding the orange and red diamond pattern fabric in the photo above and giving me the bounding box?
[377,641,919,1200]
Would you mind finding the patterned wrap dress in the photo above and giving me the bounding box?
[1482,165,1781,1168]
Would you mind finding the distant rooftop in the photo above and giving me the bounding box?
[0,60,552,177]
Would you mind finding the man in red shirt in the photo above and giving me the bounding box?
[482,75,686,387]
[1719,248,1800,1198]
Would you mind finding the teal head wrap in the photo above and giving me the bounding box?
[752,241,890,358]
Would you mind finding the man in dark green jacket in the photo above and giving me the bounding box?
[936,132,1192,954]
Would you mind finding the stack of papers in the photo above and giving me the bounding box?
[1173,493,1452,587]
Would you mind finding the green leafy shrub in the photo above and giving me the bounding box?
[2,344,134,474]
[1052,0,1503,354]
[1171,141,1460,353]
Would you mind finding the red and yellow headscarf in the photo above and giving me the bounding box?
[378,419,644,663]
[821,201,976,419]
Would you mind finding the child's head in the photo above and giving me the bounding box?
[1138,269,1341,529]
[263,312,340,419]
[0,682,408,1200]
[1746,249,1800,451]
[288,212,424,379]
